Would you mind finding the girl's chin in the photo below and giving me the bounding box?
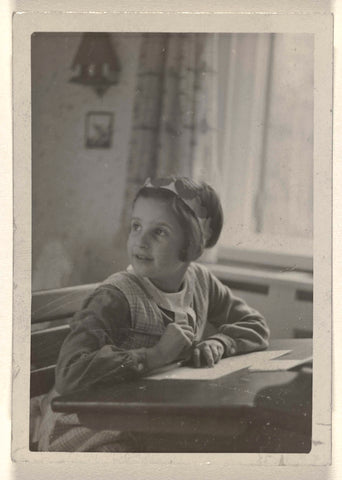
[132,259,154,274]
[131,263,166,286]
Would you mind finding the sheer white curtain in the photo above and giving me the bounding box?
[217,34,313,269]
[113,33,220,267]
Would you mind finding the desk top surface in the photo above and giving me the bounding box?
[52,339,312,416]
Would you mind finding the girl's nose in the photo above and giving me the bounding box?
[137,229,150,249]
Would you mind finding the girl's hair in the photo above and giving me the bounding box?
[133,176,224,262]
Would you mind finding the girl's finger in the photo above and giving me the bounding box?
[214,346,223,363]
[227,344,236,356]
[173,323,192,334]
[175,318,191,327]
[202,344,214,367]
[179,324,194,333]
[217,347,224,362]
[182,329,194,343]
[210,345,220,363]
[192,347,201,368]
[173,319,192,329]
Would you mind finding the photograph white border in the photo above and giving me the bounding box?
[7,2,335,478]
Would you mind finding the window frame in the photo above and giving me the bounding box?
[218,245,313,272]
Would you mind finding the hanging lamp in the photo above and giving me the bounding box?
[70,33,121,97]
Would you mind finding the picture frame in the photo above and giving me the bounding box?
[85,112,113,149]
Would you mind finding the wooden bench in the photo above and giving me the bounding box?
[30,283,98,398]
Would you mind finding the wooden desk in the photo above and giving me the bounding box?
[52,339,312,453]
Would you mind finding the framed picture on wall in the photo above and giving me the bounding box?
[85,111,114,148]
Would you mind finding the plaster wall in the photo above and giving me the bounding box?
[32,33,141,289]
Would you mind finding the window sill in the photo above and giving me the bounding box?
[218,245,313,272]
[201,261,313,292]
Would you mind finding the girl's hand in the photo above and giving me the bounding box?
[146,322,194,369]
[192,339,225,368]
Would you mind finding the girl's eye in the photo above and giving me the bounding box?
[155,228,167,237]
[131,222,141,232]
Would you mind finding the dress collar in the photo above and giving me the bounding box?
[127,265,196,324]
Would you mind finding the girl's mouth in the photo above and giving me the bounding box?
[135,254,153,261]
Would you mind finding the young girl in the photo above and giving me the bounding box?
[35,176,270,452]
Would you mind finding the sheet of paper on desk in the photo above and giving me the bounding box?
[249,355,313,372]
[146,350,291,380]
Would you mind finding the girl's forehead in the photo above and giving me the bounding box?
[132,196,178,223]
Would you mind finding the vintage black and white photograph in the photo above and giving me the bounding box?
[11,9,333,471]
[29,30,314,453]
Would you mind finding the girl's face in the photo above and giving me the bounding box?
[127,196,188,292]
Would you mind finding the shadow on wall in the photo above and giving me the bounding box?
[32,238,129,291]
[32,240,74,291]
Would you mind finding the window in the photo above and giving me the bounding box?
[216,34,313,271]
